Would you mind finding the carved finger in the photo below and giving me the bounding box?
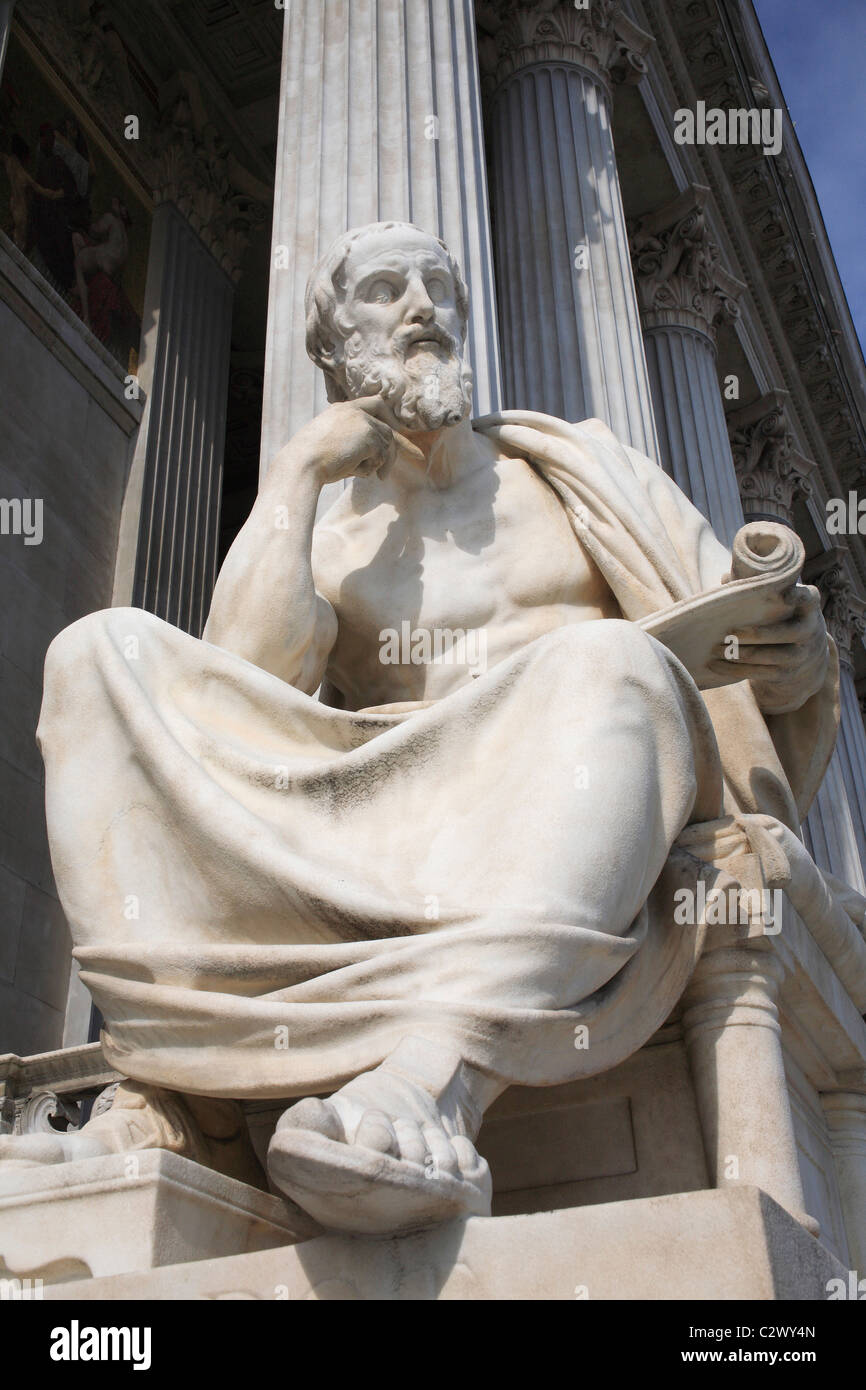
[421,1123,459,1177]
[354,1109,399,1156]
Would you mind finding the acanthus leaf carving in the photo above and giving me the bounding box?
[478,0,653,98]
[630,186,744,340]
[728,391,814,524]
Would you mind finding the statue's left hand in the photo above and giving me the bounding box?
[708,583,830,714]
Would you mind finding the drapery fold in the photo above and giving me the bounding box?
[35,414,837,1098]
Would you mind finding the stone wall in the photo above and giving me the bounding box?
[0,235,140,1054]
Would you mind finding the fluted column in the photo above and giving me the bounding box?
[821,1084,866,1272]
[260,0,501,476]
[112,204,234,637]
[479,1,658,457]
[630,186,745,544]
[803,754,866,895]
[728,391,815,529]
[806,552,866,877]
[0,2,15,86]
[682,936,813,1227]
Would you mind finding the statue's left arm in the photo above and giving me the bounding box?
[621,441,830,717]
[707,583,829,715]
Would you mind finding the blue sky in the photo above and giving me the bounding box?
[753,0,866,355]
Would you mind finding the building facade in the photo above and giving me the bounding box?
[1,0,865,1282]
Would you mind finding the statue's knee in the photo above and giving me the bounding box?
[45,607,148,682]
[45,610,108,681]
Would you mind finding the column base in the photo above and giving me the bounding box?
[39,1184,846,1301]
[0,1151,315,1285]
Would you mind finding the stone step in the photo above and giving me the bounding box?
[38,1183,847,1301]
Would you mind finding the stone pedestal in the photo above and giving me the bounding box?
[41,1186,844,1301]
[260,0,501,482]
[479,1,657,456]
[0,1150,310,1285]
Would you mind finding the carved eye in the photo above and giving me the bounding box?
[426,277,449,304]
[367,279,397,304]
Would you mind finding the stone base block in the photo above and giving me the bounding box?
[44,1184,846,1300]
[0,1151,310,1285]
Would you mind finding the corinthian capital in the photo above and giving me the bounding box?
[727,391,814,526]
[153,71,270,282]
[805,550,866,668]
[630,186,744,340]
[477,0,653,97]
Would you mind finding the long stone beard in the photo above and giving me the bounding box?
[341,332,473,431]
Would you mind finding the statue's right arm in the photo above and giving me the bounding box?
[202,451,336,692]
[202,399,396,693]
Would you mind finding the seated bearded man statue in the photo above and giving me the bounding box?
[0,221,837,1236]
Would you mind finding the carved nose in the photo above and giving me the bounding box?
[405,278,436,323]
[406,299,435,324]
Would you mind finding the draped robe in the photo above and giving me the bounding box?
[36,413,839,1098]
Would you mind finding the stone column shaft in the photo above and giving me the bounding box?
[644,328,743,545]
[112,204,234,637]
[803,753,866,894]
[260,0,501,477]
[804,551,866,879]
[837,666,866,864]
[0,2,15,87]
[631,186,745,543]
[682,942,812,1227]
[821,1089,866,1272]
[480,3,658,456]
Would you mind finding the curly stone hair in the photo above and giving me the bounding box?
[304,221,470,402]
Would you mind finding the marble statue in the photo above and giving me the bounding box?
[0,222,840,1235]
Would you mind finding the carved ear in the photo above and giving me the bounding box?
[315,337,339,372]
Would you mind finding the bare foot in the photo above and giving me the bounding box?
[0,1083,264,1188]
[0,1129,114,1169]
[0,1081,194,1174]
[267,1036,499,1234]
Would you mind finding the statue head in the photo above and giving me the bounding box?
[305,221,474,432]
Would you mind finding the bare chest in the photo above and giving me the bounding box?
[313,456,617,704]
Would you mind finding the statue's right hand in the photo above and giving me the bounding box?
[284,397,399,487]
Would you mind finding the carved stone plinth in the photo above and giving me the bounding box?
[0,1151,310,1286]
[41,1187,846,1301]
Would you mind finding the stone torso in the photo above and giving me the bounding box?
[312,438,620,709]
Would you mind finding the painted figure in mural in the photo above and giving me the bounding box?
[54,117,93,232]
[30,122,77,288]
[0,133,63,250]
[72,195,129,329]
[0,223,842,1237]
